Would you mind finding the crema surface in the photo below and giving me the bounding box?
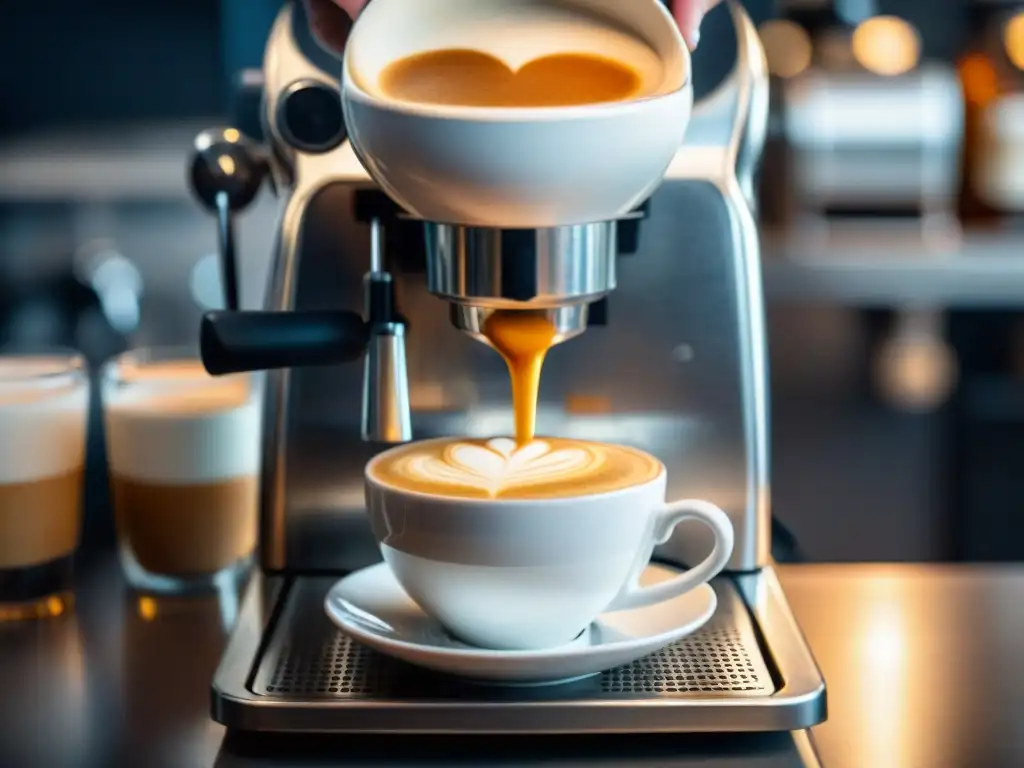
[362,1,668,106]
[369,437,661,500]
[380,49,642,108]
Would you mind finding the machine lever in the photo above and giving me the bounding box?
[200,310,370,375]
[189,127,269,311]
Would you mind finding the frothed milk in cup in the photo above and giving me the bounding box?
[104,357,260,585]
[0,359,87,572]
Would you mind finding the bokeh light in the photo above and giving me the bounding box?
[852,16,921,76]
[1004,12,1024,71]
[759,20,814,78]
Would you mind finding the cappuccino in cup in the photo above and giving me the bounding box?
[0,353,88,619]
[103,350,260,592]
[366,437,734,651]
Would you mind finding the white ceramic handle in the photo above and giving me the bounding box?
[607,499,734,612]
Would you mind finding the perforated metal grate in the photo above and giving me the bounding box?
[601,624,767,694]
[251,576,776,699]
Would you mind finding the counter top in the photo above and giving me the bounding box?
[2,559,1022,768]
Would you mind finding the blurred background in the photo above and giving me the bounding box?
[3,0,1024,564]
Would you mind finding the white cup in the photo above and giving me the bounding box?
[365,443,734,651]
[341,0,693,228]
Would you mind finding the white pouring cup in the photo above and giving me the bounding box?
[341,0,693,228]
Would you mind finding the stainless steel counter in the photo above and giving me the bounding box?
[1,558,1022,767]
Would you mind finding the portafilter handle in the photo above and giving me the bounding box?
[200,310,369,375]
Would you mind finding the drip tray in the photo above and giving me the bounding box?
[213,567,826,733]
[253,578,774,698]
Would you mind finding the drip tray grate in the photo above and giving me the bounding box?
[251,576,776,700]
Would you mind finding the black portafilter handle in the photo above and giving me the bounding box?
[200,310,370,376]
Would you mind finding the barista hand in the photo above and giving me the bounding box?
[307,0,723,53]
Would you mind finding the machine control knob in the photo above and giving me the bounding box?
[190,128,267,214]
[277,80,346,154]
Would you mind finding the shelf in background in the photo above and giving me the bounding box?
[0,121,211,203]
[762,225,1024,307]
[4,125,1024,307]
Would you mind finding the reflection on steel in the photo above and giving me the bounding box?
[424,220,618,311]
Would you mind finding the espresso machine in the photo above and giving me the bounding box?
[189,0,826,749]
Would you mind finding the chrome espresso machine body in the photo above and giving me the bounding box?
[191,0,826,741]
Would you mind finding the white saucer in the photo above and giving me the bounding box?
[324,562,717,685]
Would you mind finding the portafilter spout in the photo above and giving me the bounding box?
[422,219,621,346]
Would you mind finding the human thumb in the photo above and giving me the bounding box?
[333,0,369,18]
[673,0,723,50]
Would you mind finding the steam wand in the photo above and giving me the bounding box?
[362,219,412,442]
[195,204,413,443]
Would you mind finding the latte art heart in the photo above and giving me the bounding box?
[371,436,661,500]
[407,438,603,498]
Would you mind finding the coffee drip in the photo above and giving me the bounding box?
[480,310,558,447]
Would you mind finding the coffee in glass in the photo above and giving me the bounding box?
[0,351,89,620]
[103,347,260,593]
